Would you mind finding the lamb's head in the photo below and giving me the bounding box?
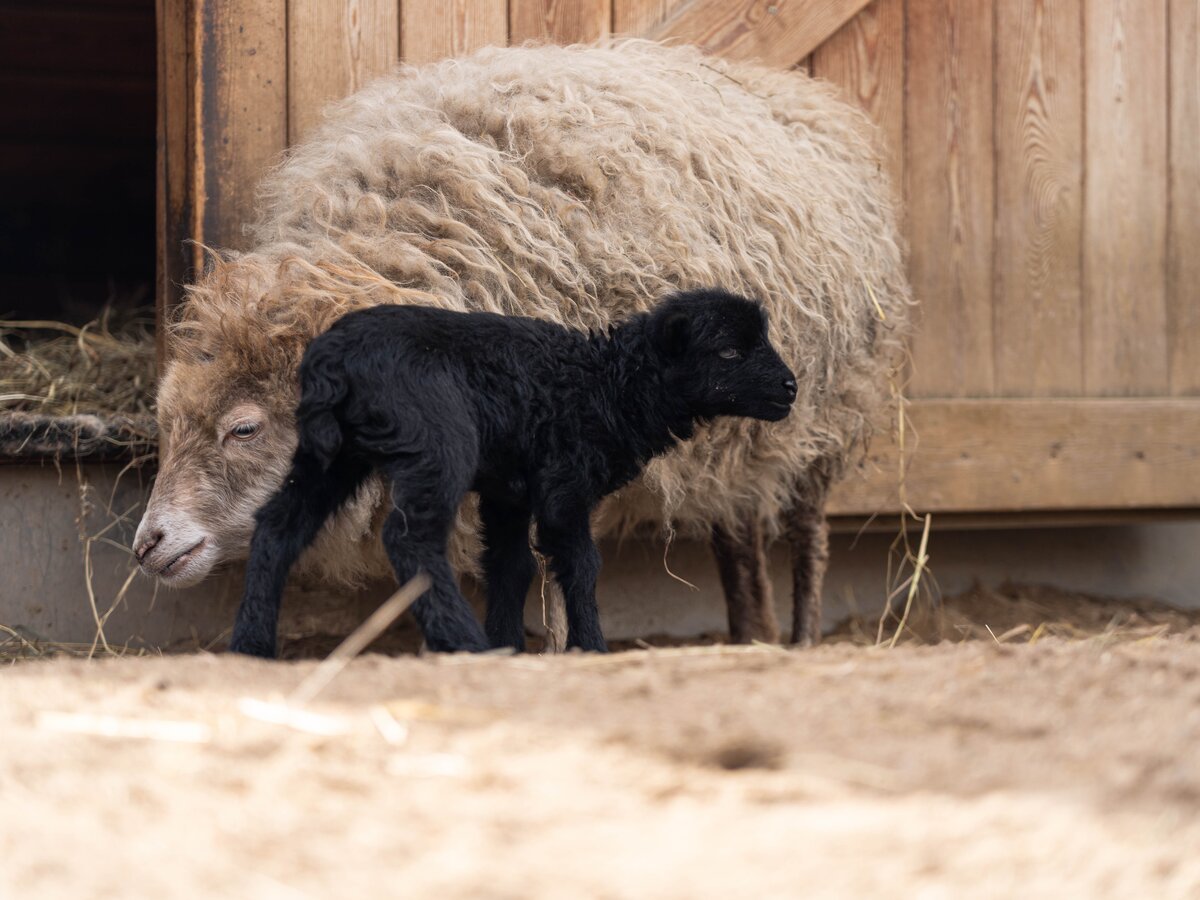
[652,289,797,423]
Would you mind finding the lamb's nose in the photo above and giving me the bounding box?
[134,529,163,562]
[783,378,797,398]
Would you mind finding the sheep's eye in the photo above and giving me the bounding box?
[227,422,260,442]
[718,348,742,360]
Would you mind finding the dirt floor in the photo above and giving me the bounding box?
[4,607,1200,899]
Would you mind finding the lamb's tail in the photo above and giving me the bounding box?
[295,353,350,472]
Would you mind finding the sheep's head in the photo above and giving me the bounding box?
[133,354,300,585]
[134,251,435,585]
[652,289,797,423]
[133,254,358,584]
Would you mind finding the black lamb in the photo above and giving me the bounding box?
[228,289,797,657]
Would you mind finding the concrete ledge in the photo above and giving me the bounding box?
[3,459,1198,652]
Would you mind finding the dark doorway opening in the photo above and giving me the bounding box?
[0,0,156,324]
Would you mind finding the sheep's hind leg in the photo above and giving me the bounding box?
[710,518,780,644]
[480,497,535,651]
[788,465,833,647]
[537,507,606,652]
[229,452,370,658]
[380,457,488,653]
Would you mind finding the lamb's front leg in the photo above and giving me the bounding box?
[536,506,606,653]
[229,454,367,658]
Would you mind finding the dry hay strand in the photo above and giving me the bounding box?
[0,625,155,663]
[829,581,1200,648]
[0,306,156,423]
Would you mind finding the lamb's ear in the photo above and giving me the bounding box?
[657,310,692,357]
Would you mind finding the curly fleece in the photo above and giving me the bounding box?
[164,39,912,584]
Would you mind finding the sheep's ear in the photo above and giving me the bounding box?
[658,311,691,356]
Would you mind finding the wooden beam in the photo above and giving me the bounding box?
[828,399,1200,516]
[1082,0,1169,395]
[192,0,288,256]
[1168,0,1200,395]
[155,0,287,363]
[904,0,995,398]
[155,0,189,366]
[992,0,1084,397]
[646,0,874,68]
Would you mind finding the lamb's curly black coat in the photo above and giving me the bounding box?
[229,289,797,656]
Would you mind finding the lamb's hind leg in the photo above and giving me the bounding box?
[710,518,780,644]
[380,455,488,653]
[480,497,535,651]
[788,465,833,647]
[229,452,370,658]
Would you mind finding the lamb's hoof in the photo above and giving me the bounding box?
[422,634,491,654]
[227,632,277,659]
[567,638,608,654]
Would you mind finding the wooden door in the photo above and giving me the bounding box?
[156,0,1200,519]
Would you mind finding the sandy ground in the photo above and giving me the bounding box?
[3,624,1200,899]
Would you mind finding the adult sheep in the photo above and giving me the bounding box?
[134,40,911,646]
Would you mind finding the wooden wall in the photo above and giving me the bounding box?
[158,0,1200,517]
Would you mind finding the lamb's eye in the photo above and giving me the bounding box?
[718,348,742,360]
[227,422,260,442]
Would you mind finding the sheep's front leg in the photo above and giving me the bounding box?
[479,497,536,651]
[536,508,606,653]
[710,518,780,644]
[229,454,368,658]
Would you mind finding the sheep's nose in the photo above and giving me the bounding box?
[783,377,797,398]
[134,529,163,562]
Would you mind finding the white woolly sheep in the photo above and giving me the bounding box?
[133,40,912,646]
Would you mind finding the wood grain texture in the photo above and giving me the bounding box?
[993,0,1084,396]
[647,0,874,68]
[613,0,684,33]
[400,0,507,64]
[193,0,288,253]
[827,399,1200,514]
[1168,0,1200,395]
[811,0,904,195]
[1082,0,1169,395]
[155,0,189,361]
[904,0,995,397]
[289,0,399,142]
[510,0,611,43]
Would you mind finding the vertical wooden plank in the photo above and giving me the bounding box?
[289,0,400,142]
[194,0,288,254]
[1168,0,1200,395]
[511,0,611,43]
[1082,0,1169,395]
[811,0,905,195]
[400,0,507,64]
[613,0,683,33]
[993,0,1084,397]
[155,0,190,361]
[905,0,995,397]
